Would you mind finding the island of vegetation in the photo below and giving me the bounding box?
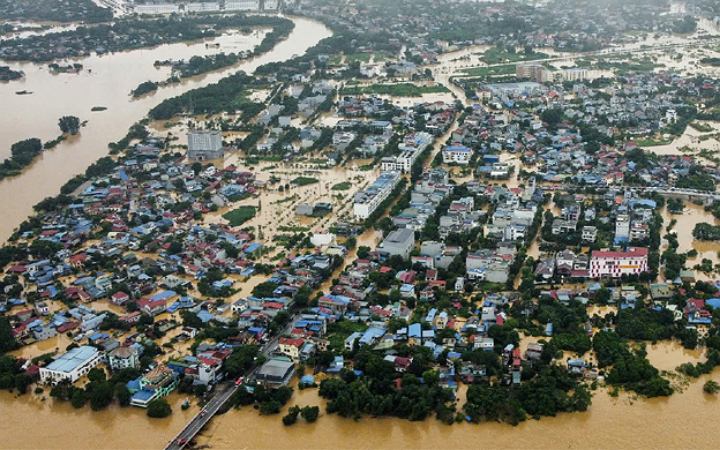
[0,66,24,82]
[130,16,293,98]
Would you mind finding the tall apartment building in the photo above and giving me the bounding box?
[353,171,401,220]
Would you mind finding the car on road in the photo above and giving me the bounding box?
[234,376,244,386]
[175,438,187,446]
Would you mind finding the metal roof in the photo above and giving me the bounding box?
[46,345,99,373]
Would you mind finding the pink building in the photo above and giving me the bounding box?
[589,247,648,278]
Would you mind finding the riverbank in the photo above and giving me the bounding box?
[0,16,332,243]
[199,368,720,450]
[0,343,716,450]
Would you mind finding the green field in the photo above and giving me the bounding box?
[341,83,448,97]
[331,181,352,191]
[461,64,517,77]
[327,320,368,351]
[633,136,673,147]
[291,176,320,186]
[481,47,549,65]
[222,206,256,226]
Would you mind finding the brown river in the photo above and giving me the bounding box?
[0,16,332,243]
[1,349,718,449]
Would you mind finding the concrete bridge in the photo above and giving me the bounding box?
[164,314,297,450]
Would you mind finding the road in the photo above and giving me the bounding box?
[164,314,298,450]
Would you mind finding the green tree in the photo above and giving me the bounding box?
[301,405,319,422]
[147,398,172,418]
[71,389,87,408]
[703,380,720,394]
[115,383,131,407]
[0,317,18,353]
[58,115,81,135]
[224,345,259,378]
[88,381,114,410]
[282,405,301,425]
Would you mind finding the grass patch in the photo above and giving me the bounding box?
[291,176,320,186]
[222,206,256,226]
[327,320,368,351]
[461,64,516,77]
[331,181,352,191]
[481,47,548,64]
[273,194,299,205]
[341,83,448,97]
[634,136,673,147]
[689,122,714,133]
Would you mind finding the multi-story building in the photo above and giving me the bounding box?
[187,131,224,161]
[108,346,140,371]
[278,337,305,362]
[129,364,178,408]
[379,228,415,259]
[582,226,598,243]
[380,150,417,173]
[589,247,649,278]
[442,145,472,164]
[516,63,551,83]
[614,213,630,244]
[39,346,102,385]
[353,171,401,220]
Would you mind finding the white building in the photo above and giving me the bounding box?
[353,171,401,220]
[108,346,140,371]
[39,346,102,385]
[442,145,472,165]
[614,213,630,244]
[582,226,598,243]
[379,228,415,260]
[380,150,417,173]
[225,1,261,11]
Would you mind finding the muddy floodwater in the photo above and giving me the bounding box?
[0,390,199,449]
[662,202,720,281]
[0,16,332,243]
[196,369,720,450]
[1,339,717,449]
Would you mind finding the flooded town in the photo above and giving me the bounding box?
[2,0,720,449]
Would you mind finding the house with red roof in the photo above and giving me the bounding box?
[279,337,305,362]
[589,247,648,278]
[111,291,130,306]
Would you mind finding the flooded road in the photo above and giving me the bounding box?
[0,16,332,243]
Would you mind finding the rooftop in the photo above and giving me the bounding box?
[45,345,99,374]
